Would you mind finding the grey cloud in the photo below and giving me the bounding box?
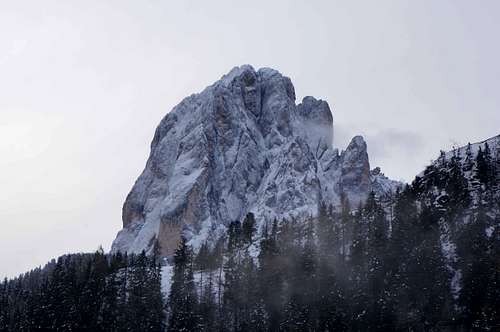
[366,129,424,160]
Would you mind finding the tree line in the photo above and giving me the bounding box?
[0,246,164,331]
[167,141,499,331]
[1,141,498,331]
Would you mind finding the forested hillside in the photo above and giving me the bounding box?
[0,248,164,331]
[1,139,498,331]
[166,139,499,331]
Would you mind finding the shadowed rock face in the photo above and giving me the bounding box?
[340,136,371,200]
[111,65,399,256]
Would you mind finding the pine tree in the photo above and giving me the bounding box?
[349,205,369,330]
[46,256,79,331]
[0,279,7,330]
[463,142,474,173]
[80,248,108,330]
[495,141,500,192]
[316,203,338,261]
[364,192,393,330]
[222,252,242,330]
[228,220,243,252]
[126,251,149,330]
[475,144,495,188]
[386,186,419,329]
[242,212,256,244]
[168,238,200,332]
[97,258,122,331]
[316,204,348,331]
[146,241,166,331]
[223,216,262,332]
[198,268,216,332]
[340,194,351,262]
[210,236,225,329]
[195,242,210,311]
[282,220,318,332]
[258,219,283,331]
[444,149,471,224]
[404,202,452,330]
[458,201,495,329]
[484,221,500,329]
[238,254,266,332]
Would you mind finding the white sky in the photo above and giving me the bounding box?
[1,0,499,278]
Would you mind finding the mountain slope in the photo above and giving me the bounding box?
[412,135,500,300]
[111,65,399,256]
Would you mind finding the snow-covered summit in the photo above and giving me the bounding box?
[111,65,399,256]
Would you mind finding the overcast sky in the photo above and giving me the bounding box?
[1,0,499,278]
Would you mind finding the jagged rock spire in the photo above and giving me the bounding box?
[112,65,397,256]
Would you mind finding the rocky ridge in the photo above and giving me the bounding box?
[111,65,400,256]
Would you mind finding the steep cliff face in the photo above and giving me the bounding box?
[111,65,399,255]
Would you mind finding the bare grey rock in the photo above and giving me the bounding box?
[111,65,400,256]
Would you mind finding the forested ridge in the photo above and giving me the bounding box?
[0,247,164,331]
[1,141,499,331]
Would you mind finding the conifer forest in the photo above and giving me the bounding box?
[1,142,499,331]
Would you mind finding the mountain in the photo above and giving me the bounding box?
[402,135,498,310]
[2,72,498,330]
[418,134,500,179]
[415,134,500,211]
[3,135,498,331]
[159,134,499,331]
[111,65,399,256]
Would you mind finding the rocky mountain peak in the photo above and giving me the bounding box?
[339,136,371,199]
[112,65,399,256]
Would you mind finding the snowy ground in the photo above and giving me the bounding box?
[161,263,225,304]
[161,264,174,300]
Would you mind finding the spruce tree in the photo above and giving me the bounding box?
[458,201,495,329]
[223,216,262,332]
[386,187,419,328]
[168,238,200,332]
[198,268,216,332]
[80,248,108,330]
[258,219,283,331]
[242,212,256,244]
[364,192,393,330]
[463,142,474,173]
[405,203,452,330]
[146,241,166,331]
[349,205,369,330]
[97,262,121,331]
[316,204,348,331]
[340,194,351,262]
[46,257,79,330]
[127,251,150,330]
[475,144,494,188]
[0,279,7,330]
[282,220,318,332]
